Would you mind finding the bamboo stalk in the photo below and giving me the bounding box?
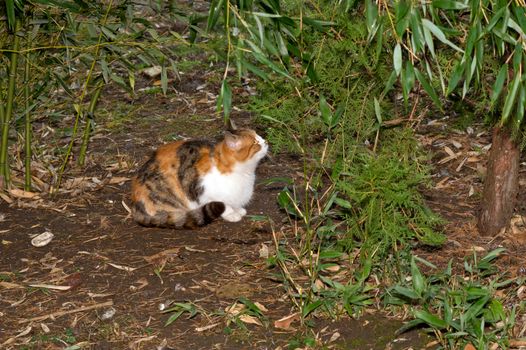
[0,19,21,188]
[56,0,114,191]
[78,82,103,166]
[24,30,32,191]
[0,97,5,127]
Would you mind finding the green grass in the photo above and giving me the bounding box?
[239,2,514,348]
[385,250,517,349]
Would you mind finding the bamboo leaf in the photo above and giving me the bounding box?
[411,256,425,297]
[423,26,435,58]
[464,295,491,324]
[161,64,168,95]
[422,19,463,52]
[396,318,425,334]
[415,69,442,109]
[302,300,323,318]
[515,83,526,129]
[392,286,420,300]
[490,64,508,109]
[394,0,411,38]
[432,0,468,10]
[501,72,521,125]
[478,247,506,265]
[446,62,465,96]
[365,0,379,41]
[381,70,398,98]
[302,17,335,30]
[393,43,402,76]
[486,6,506,32]
[409,10,424,52]
[373,97,382,124]
[319,95,332,127]
[128,70,135,93]
[6,0,16,31]
[164,310,184,326]
[217,80,232,121]
[414,310,447,329]
[207,0,225,31]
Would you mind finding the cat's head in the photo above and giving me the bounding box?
[221,128,268,164]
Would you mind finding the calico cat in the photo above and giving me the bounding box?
[131,127,268,229]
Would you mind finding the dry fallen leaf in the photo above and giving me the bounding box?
[108,176,130,184]
[9,188,40,199]
[142,66,162,78]
[239,314,263,326]
[195,323,221,332]
[464,344,476,350]
[324,265,340,273]
[0,191,13,204]
[28,284,72,291]
[0,281,23,289]
[254,301,268,313]
[144,248,180,264]
[274,313,300,330]
[185,246,206,253]
[444,146,456,157]
[259,243,269,258]
[451,140,462,149]
[225,302,245,316]
[329,332,341,342]
[31,231,54,247]
[15,326,32,338]
[107,262,137,272]
[122,200,131,214]
[40,323,50,333]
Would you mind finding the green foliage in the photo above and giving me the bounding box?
[162,302,200,326]
[386,249,516,349]
[363,0,526,137]
[251,11,390,154]
[337,144,446,254]
[0,1,192,189]
[206,0,334,120]
[246,0,446,328]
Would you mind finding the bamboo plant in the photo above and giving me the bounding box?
[0,0,187,191]
[360,0,526,236]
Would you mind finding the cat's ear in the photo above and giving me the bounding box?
[224,132,242,150]
[227,118,237,132]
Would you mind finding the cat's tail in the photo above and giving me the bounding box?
[132,201,225,229]
[180,201,225,229]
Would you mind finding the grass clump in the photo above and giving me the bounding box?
[385,249,517,349]
[251,11,388,154]
[247,0,446,328]
[338,148,446,255]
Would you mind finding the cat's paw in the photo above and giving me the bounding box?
[222,211,243,222]
[221,206,244,222]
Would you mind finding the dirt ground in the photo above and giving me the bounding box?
[0,65,439,349]
[2,14,526,350]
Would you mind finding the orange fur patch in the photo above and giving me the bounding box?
[215,130,262,173]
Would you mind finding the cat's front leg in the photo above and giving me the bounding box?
[221,205,246,222]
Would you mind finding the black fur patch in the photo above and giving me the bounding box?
[146,181,183,208]
[177,140,214,201]
[135,155,159,184]
[202,201,225,224]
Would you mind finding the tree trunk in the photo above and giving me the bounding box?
[477,127,520,236]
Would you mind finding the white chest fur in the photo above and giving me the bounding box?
[199,165,256,208]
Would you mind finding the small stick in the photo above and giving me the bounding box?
[18,300,113,323]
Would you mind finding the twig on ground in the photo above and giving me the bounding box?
[18,300,113,323]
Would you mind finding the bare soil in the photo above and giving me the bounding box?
[0,69,434,349]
